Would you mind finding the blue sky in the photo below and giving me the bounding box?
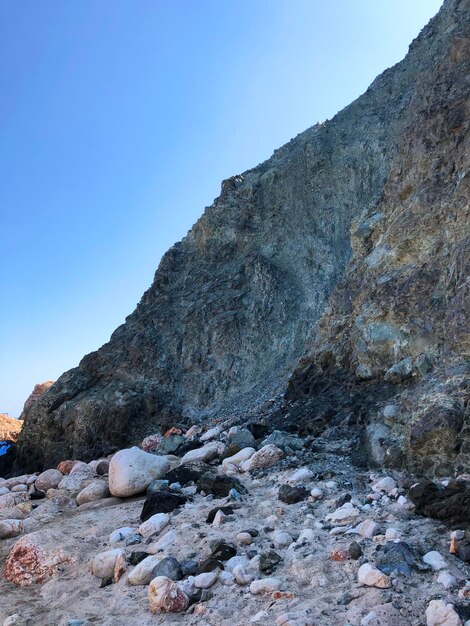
[0,0,443,416]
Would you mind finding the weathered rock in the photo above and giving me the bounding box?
[140,433,163,452]
[161,463,206,486]
[57,460,77,475]
[128,555,162,585]
[96,460,109,475]
[194,571,218,588]
[354,519,380,538]
[240,445,284,472]
[76,480,110,505]
[138,512,170,538]
[4,530,74,586]
[206,506,234,524]
[148,576,189,614]
[210,540,237,561]
[222,447,256,469]
[196,558,224,574]
[272,531,293,549]
[180,442,224,464]
[109,527,134,544]
[259,550,281,574]
[376,541,420,576]
[0,493,29,510]
[357,563,391,588]
[438,570,457,590]
[250,578,281,594]
[423,551,447,571]
[289,468,313,484]
[425,600,463,626]
[325,504,360,526]
[35,469,63,492]
[226,427,255,451]
[409,480,470,525]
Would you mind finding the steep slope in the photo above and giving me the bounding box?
[18,0,469,473]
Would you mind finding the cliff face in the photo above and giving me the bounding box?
[18,0,469,474]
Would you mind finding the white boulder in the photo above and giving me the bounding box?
[109,447,170,497]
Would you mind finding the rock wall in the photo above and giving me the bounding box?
[282,0,470,476]
[17,0,469,474]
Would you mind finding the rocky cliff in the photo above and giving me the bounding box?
[18,0,469,474]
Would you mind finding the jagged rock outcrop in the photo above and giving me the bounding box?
[18,0,469,474]
[281,0,470,476]
[20,381,54,416]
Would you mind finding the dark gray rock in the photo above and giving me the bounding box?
[278,484,309,504]
[140,489,187,522]
[209,540,237,561]
[196,558,224,574]
[261,430,304,453]
[408,479,470,525]
[151,557,183,581]
[375,542,423,576]
[197,472,247,498]
[206,506,234,524]
[259,549,281,574]
[349,541,363,560]
[128,551,149,566]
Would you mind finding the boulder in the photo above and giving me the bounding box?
[57,460,77,475]
[240,445,284,472]
[148,576,189,614]
[140,489,187,522]
[108,447,170,497]
[250,578,281,594]
[180,442,224,464]
[35,469,63,492]
[4,530,74,586]
[128,555,162,585]
[357,563,391,588]
[197,471,247,498]
[278,484,309,504]
[425,600,463,626]
[91,548,125,578]
[76,480,110,506]
[409,479,470,525]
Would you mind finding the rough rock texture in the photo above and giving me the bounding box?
[3,530,75,586]
[0,415,22,442]
[20,382,54,416]
[17,0,470,475]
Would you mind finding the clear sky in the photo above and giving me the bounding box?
[0,0,443,417]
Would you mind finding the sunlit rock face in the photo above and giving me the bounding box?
[17,0,469,475]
